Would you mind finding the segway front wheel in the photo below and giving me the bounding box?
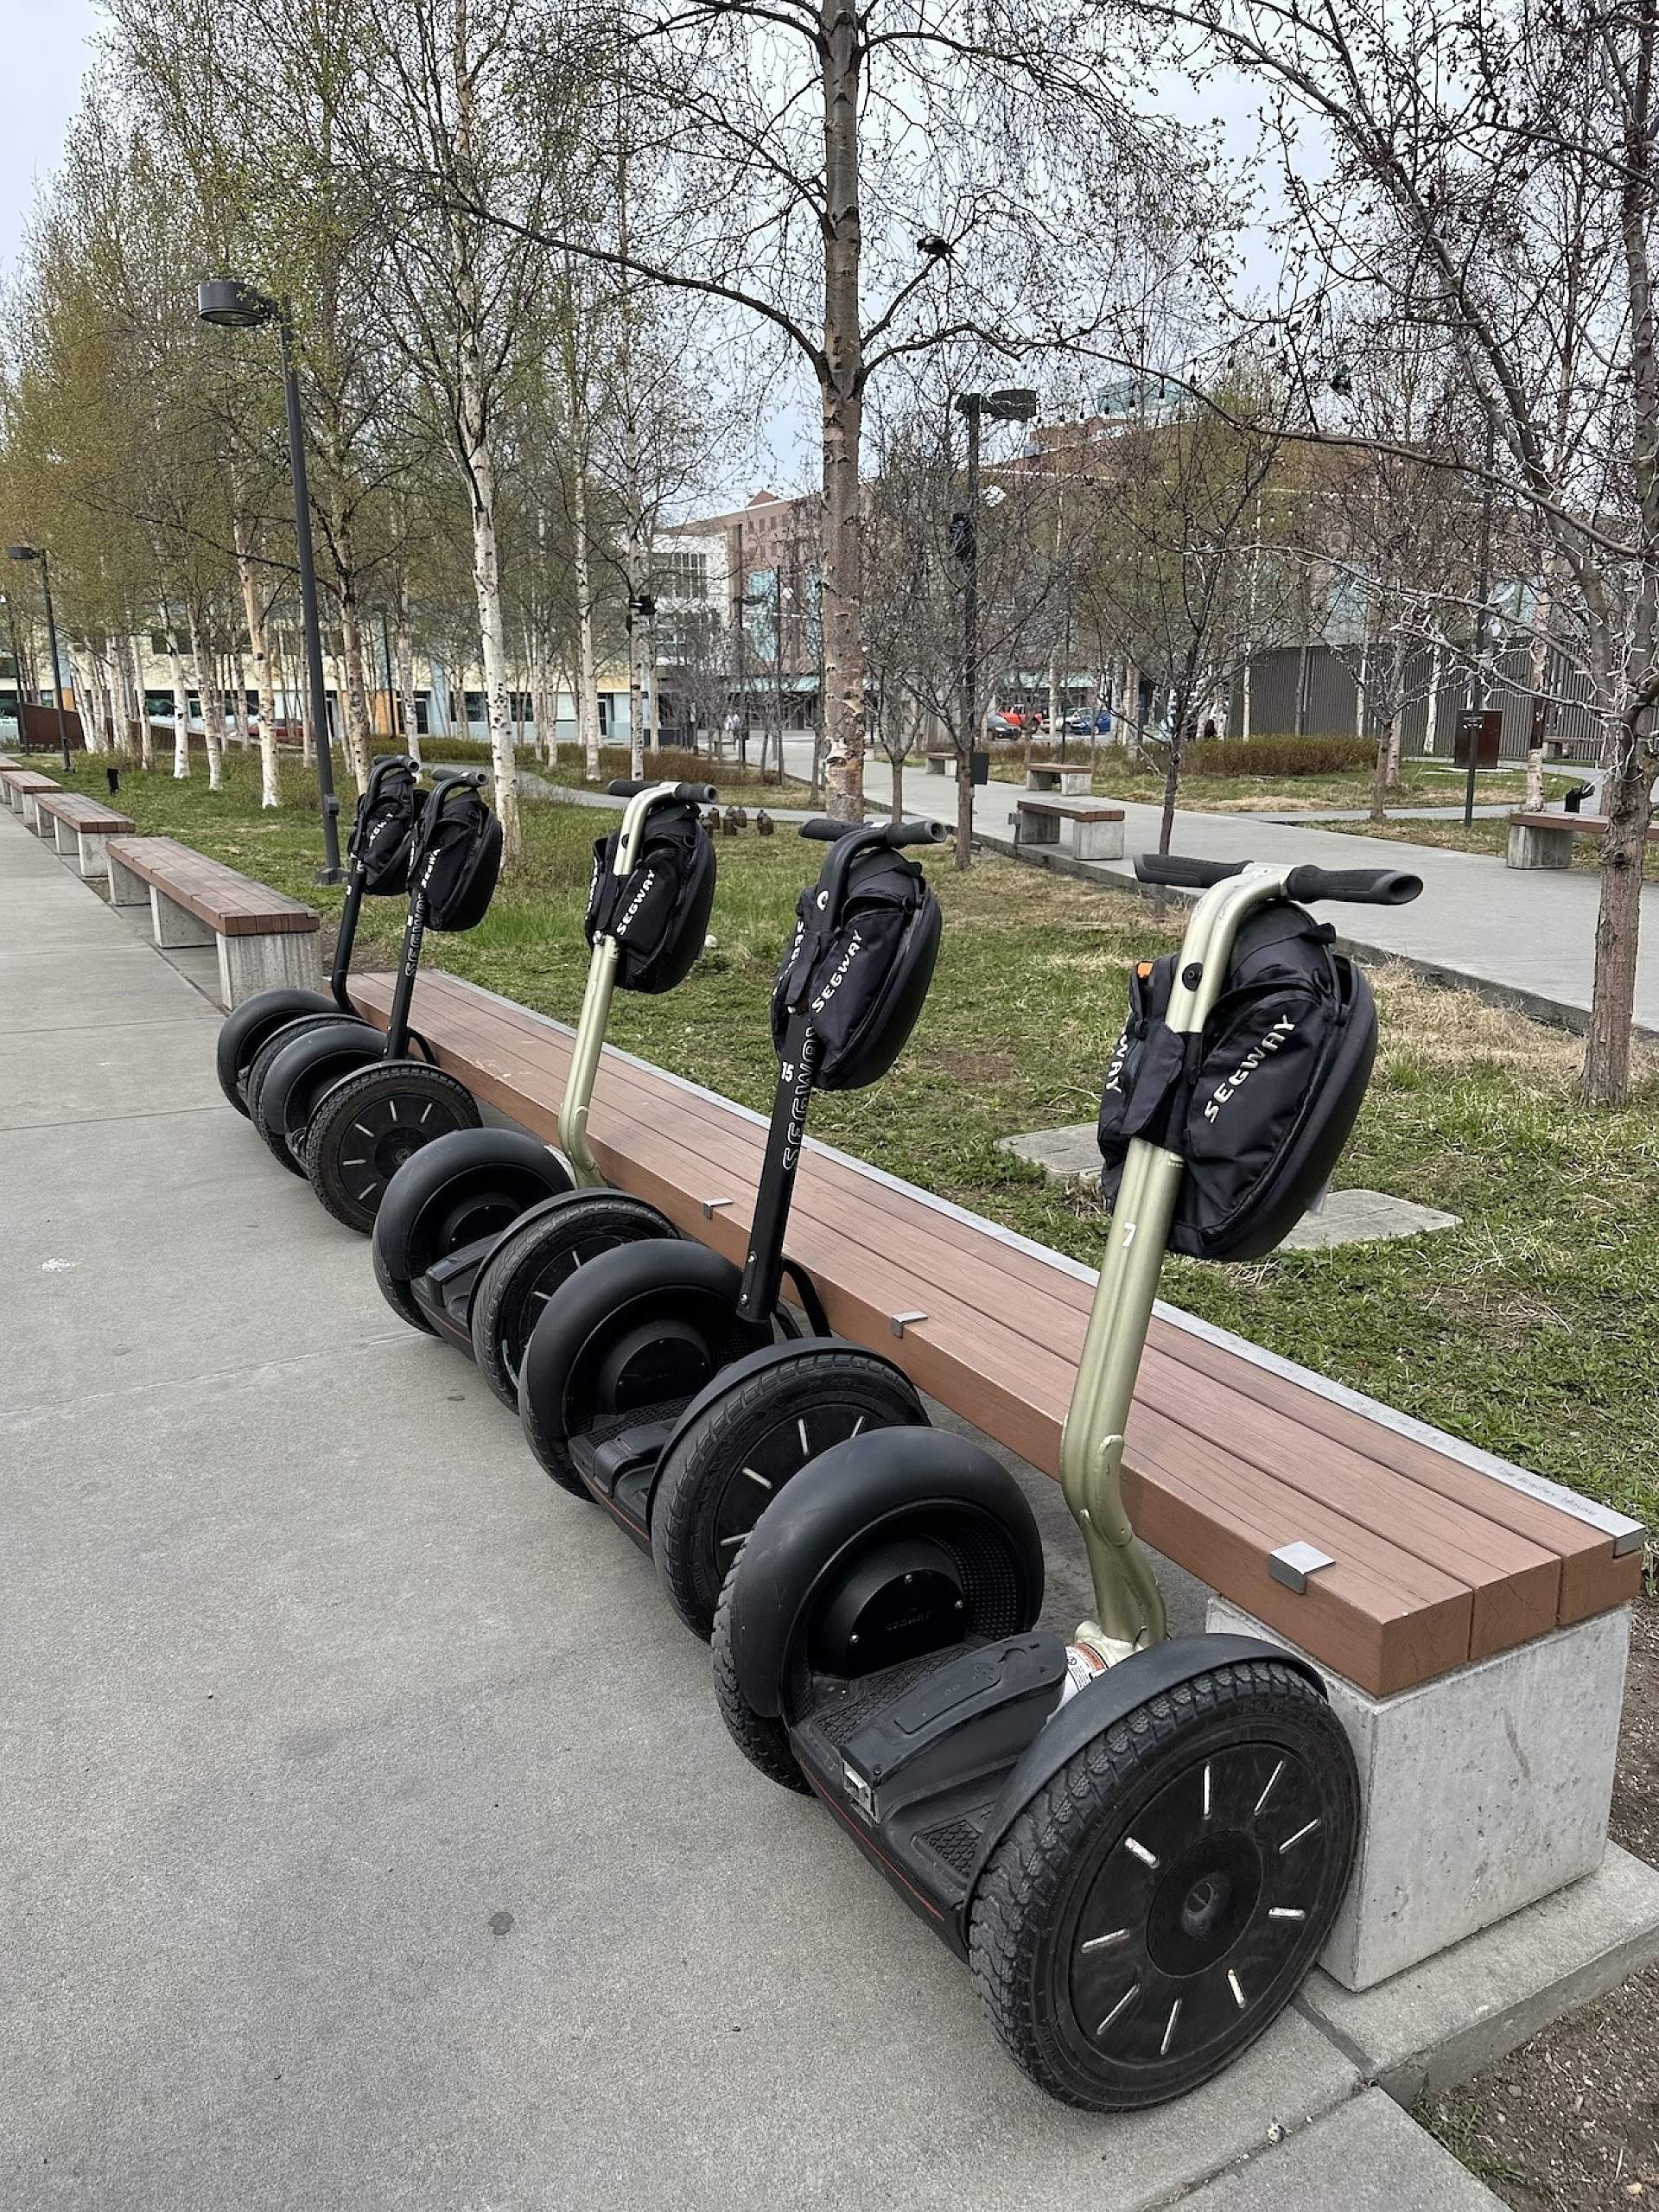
[302,1061,481,1234]
[652,1344,929,1639]
[711,1560,810,1795]
[216,989,340,1115]
[968,1656,1358,2110]
[470,1190,677,1409]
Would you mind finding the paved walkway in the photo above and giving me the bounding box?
[774,737,1659,1034]
[1,805,1512,2210]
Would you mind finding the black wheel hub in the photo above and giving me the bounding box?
[334,1090,468,1206]
[708,1398,898,1578]
[1067,1740,1326,2072]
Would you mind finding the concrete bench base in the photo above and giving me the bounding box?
[106,849,322,1008]
[20,789,51,833]
[1507,817,1575,868]
[1016,798,1125,861]
[923,751,950,777]
[1208,1595,1630,1991]
[216,926,321,1007]
[48,813,123,881]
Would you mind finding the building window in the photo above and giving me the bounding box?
[653,549,709,601]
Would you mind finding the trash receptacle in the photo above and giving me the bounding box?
[969,749,989,787]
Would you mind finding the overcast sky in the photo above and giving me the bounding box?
[0,0,103,276]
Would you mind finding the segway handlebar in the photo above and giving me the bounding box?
[799,816,949,849]
[1135,852,1422,906]
[607,778,718,803]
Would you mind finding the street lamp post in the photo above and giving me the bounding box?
[950,388,1038,792]
[198,277,343,880]
[5,546,70,771]
[1464,406,1497,829]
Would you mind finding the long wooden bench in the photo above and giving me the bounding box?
[348,967,1640,1700]
[1026,759,1091,795]
[1014,792,1125,861]
[34,791,136,880]
[1508,808,1659,869]
[105,836,321,1008]
[1,767,60,829]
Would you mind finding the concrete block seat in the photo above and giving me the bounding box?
[348,964,1644,1995]
[33,790,136,880]
[0,766,60,828]
[105,836,321,1008]
[923,748,951,776]
[1014,791,1126,860]
[1025,758,1092,795]
[1507,808,1659,868]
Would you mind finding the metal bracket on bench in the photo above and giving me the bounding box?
[700,1195,735,1219]
[890,1311,928,1340]
[1268,1541,1336,1594]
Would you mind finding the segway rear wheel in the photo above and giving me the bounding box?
[216,989,339,1115]
[302,1061,480,1234]
[652,1345,928,1639]
[470,1191,677,1409]
[251,1019,379,1176]
[372,1128,575,1338]
[968,1656,1358,2110]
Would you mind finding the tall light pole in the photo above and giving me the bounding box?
[950,388,1037,791]
[198,278,343,880]
[6,546,70,771]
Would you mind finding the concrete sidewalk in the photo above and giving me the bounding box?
[0,807,1520,2210]
[776,735,1659,1034]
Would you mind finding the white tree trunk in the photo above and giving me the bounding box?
[461,403,520,861]
[396,599,422,767]
[130,635,154,768]
[234,531,281,809]
[1424,639,1444,754]
[573,468,601,779]
[164,621,192,779]
[1523,569,1556,810]
[187,604,225,791]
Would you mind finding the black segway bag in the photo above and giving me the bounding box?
[584,800,716,993]
[770,848,941,1091]
[412,785,503,932]
[351,763,421,895]
[1097,900,1377,1261]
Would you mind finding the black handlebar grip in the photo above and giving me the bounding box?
[799,816,852,842]
[800,816,950,846]
[607,779,648,798]
[676,782,718,803]
[887,817,950,848]
[1284,865,1423,906]
[1133,854,1247,889]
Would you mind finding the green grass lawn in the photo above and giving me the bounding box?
[970,753,1579,814]
[59,747,1659,1527]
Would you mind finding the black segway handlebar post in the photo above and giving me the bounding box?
[1134,852,1422,906]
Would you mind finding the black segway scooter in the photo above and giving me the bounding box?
[714,853,1422,2109]
[216,752,421,1115]
[515,816,948,1631]
[253,771,503,1231]
[369,778,718,1389]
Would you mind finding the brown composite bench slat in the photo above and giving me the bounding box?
[1016,797,1124,823]
[103,837,319,935]
[2,769,59,793]
[1509,810,1659,841]
[35,791,133,829]
[350,968,1643,1696]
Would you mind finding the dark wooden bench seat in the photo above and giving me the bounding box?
[33,791,137,880]
[105,836,321,1008]
[1014,792,1126,861]
[1507,809,1659,868]
[350,966,1642,1699]
[1025,759,1092,794]
[0,766,60,827]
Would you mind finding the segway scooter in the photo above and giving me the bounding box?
[369,778,718,1386]
[253,771,502,1231]
[216,752,421,1115]
[714,853,1422,2109]
[516,815,948,1632]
